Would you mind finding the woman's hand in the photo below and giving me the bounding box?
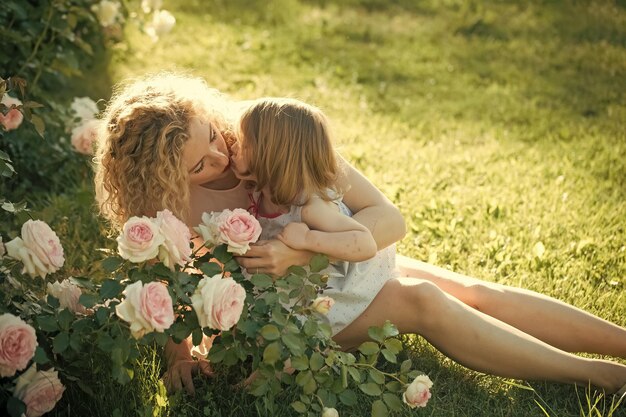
[235,239,314,277]
[163,337,213,395]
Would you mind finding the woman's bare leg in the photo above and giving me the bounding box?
[334,278,626,393]
[396,255,626,357]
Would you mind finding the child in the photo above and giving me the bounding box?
[230,97,399,335]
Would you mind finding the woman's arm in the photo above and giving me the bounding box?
[337,155,407,250]
[277,198,377,262]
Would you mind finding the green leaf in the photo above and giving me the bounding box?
[383,393,404,411]
[291,401,307,413]
[79,293,100,309]
[199,262,223,277]
[281,333,305,356]
[348,366,362,383]
[70,331,83,351]
[33,346,50,364]
[400,359,412,374]
[369,369,385,384]
[359,383,382,396]
[101,256,124,273]
[47,295,60,309]
[381,348,397,363]
[309,351,325,371]
[338,389,357,406]
[263,342,281,365]
[384,338,403,354]
[37,315,59,332]
[7,397,26,417]
[309,254,329,272]
[358,341,379,356]
[154,332,169,347]
[58,309,74,330]
[152,263,173,278]
[30,114,45,137]
[303,319,318,336]
[288,265,307,276]
[368,326,385,343]
[53,332,70,353]
[251,274,273,289]
[95,306,109,325]
[291,355,309,371]
[192,328,203,347]
[372,399,388,417]
[212,244,232,263]
[295,370,314,387]
[208,344,227,363]
[100,279,123,299]
[260,324,281,341]
[385,381,402,392]
[382,321,399,338]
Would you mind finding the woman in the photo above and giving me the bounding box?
[94,73,626,396]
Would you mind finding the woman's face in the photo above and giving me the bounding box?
[183,117,232,185]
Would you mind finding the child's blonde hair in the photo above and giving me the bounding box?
[238,97,342,207]
[94,73,236,230]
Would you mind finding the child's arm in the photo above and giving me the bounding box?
[277,197,378,262]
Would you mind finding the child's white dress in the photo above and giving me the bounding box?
[253,194,398,335]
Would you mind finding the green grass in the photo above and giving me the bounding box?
[42,0,626,415]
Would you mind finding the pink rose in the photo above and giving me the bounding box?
[0,95,24,131]
[117,216,164,263]
[70,118,100,155]
[5,220,64,278]
[311,296,335,315]
[115,281,174,339]
[0,313,37,377]
[156,209,192,270]
[217,208,262,255]
[46,280,86,314]
[191,274,246,331]
[13,365,65,417]
[403,374,433,408]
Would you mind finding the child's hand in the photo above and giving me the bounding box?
[277,222,311,250]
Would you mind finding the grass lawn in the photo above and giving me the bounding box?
[46,0,626,416]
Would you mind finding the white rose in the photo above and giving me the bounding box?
[117,216,164,263]
[156,209,192,270]
[194,211,227,248]
[145,9,175,42]
[322,407,339,417]
[311,296,335,315]
[5,220,64,278]
[47,280,86,314]
[191,274,246,331]
[93,0,121,27]
[70,96,99,122]
[141,0,162,13]
[403,374,433,408]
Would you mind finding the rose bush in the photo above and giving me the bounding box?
[0,208,433,417]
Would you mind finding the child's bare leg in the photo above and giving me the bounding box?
[396,255,626,357]
[334,278,626,393]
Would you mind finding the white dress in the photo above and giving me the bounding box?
[254,195,397,335]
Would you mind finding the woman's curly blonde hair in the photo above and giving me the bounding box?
[93,73,237,230]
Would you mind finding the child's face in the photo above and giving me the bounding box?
[230,137,255,181]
